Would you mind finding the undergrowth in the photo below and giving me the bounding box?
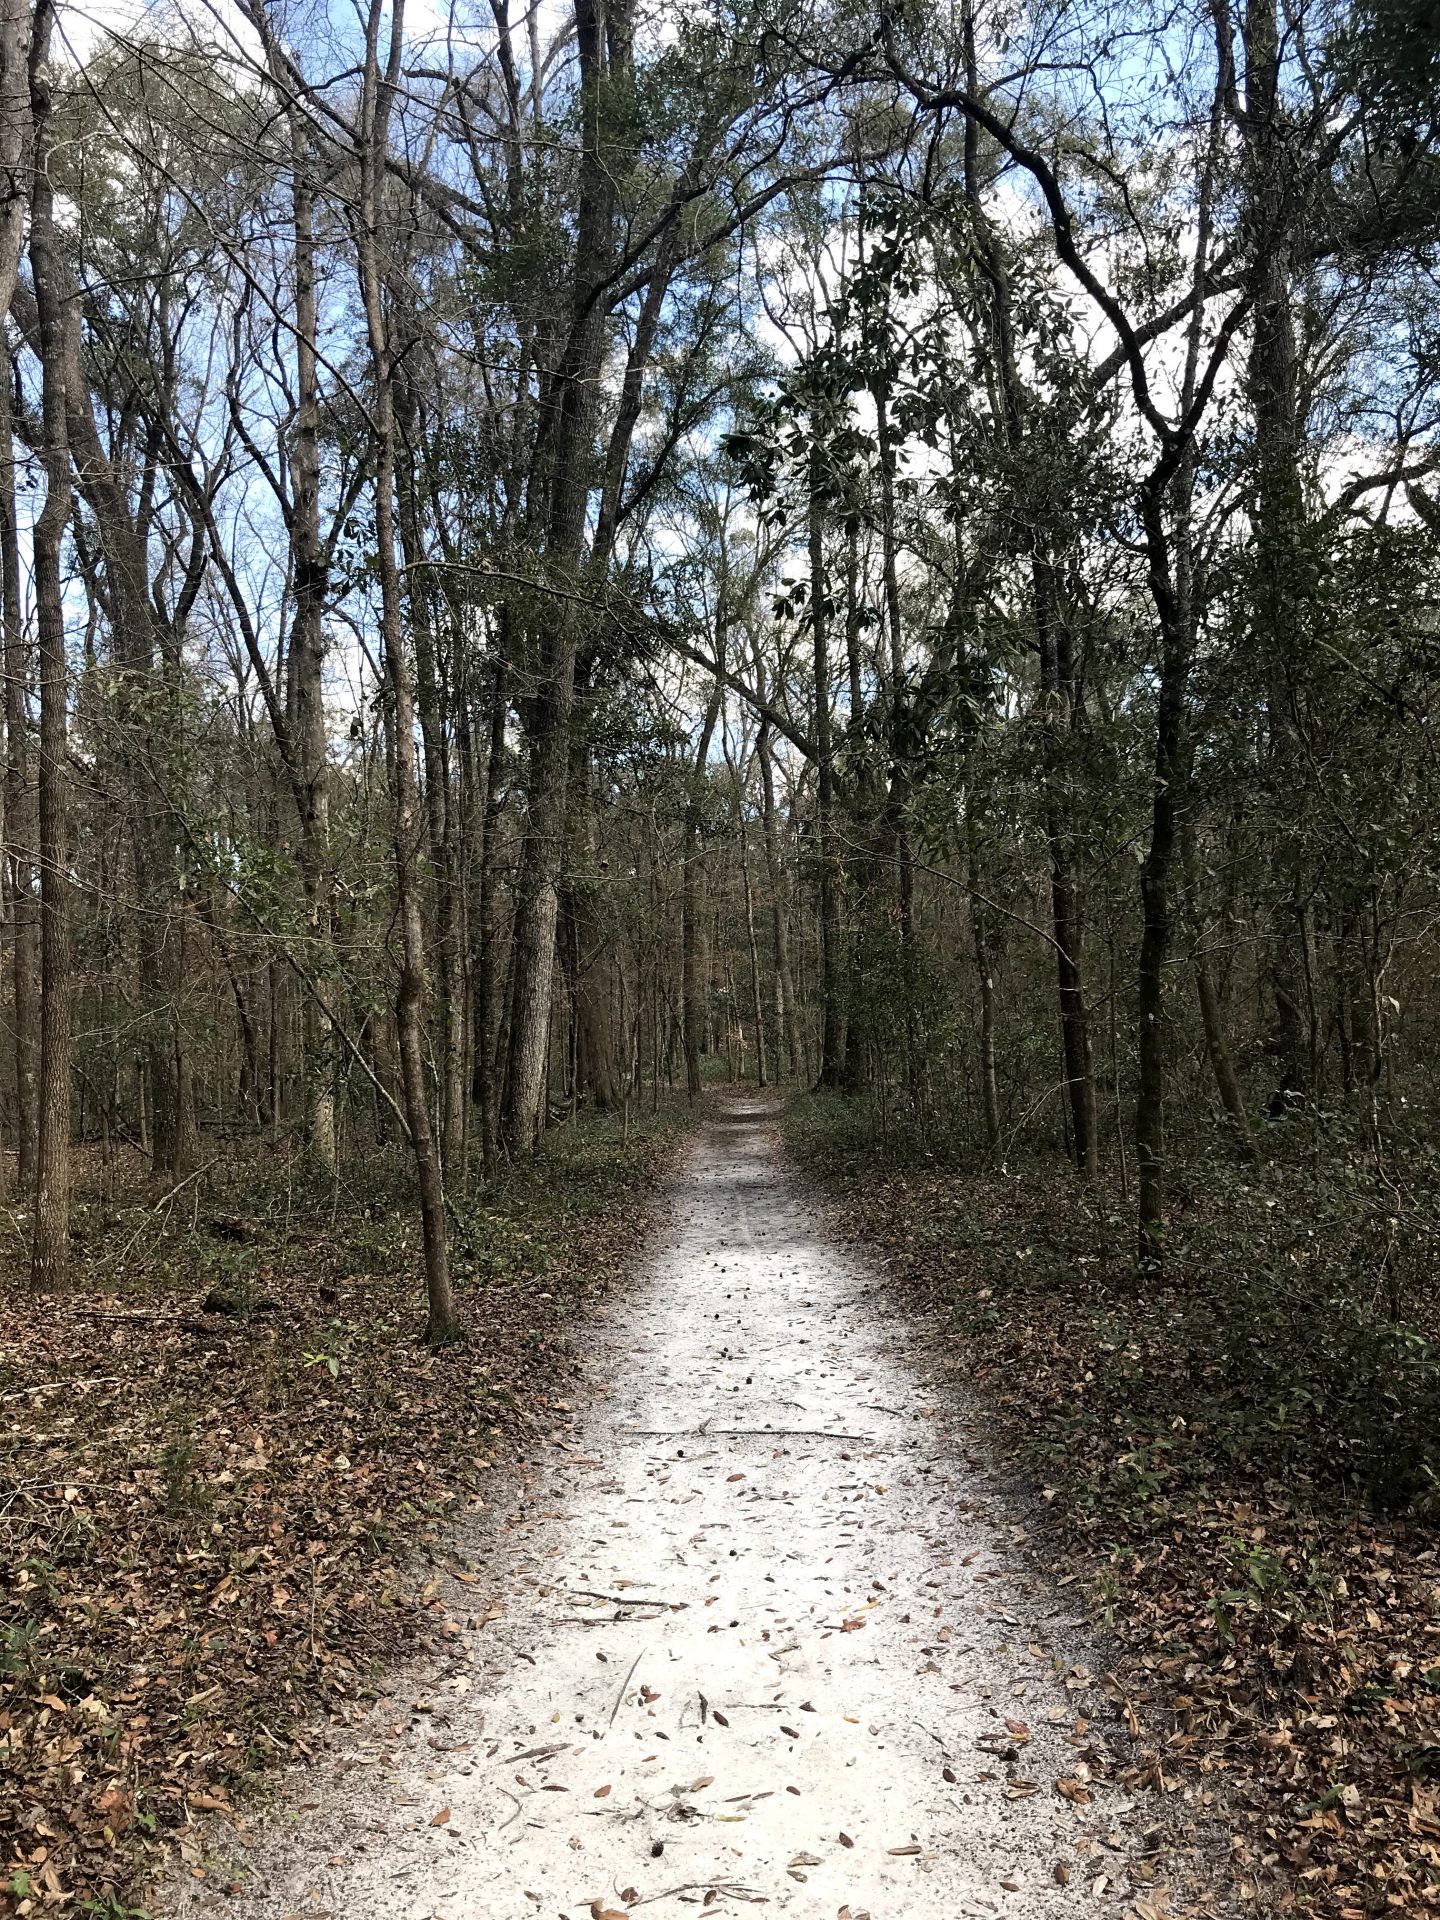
[0,1100,689,1917]
[787,1088,1440,1917]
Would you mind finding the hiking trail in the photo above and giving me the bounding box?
[176,1097,1220,1919]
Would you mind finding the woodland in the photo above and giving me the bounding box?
[2,0,1440,1910]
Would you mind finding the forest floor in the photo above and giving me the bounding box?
[146,1094,1228,1920]
[10,1092,1422,1920]
[786,1094,1440,1920]
[0,1102,687,1919]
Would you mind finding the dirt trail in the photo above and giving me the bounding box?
[175,1099,1214,1919]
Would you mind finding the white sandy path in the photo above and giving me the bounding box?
[171,1097,1221,1920]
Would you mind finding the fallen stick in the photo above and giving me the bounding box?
[72,1307,183,1322]
[569,1589,688,1609]
[632,1882,765,1909]
[620,1426,874,1443]
[1,1376,122,1401]
[608,1648,647,1729]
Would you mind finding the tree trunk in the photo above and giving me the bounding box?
[960,20,1097,1172]
[28,2,72,1289]
[0,367,37,1190]
[756,717,799,1083]
[34,281,191,1178]
[470,646,509,1172]
[501,0,623,1154]
[287,118,338,1177]
[0,0,31,1191]
[683,670,722,1098]
[356,0,457,1344]
[811,474,843,1088]
[1033,559,1099,1174]
[966,815,1002,1152]
[1134,476,1191,1263]
[1184,828,1255,1153]
[874,382,919,1098]
[1242,0,1311,1106]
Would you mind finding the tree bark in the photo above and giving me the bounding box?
[355,0,457,1343]
[501,0,624,1154]
[811,472,843,1088]
[470,645,509,1171]
[1033,559,1099,1174]
[683,674,721,1098]
[286,110,338,1176]
[1241,0,1311,1105]
[960,13,1097,1171]
[1184,828,1255,1153]
[0,366,37,1189]
[28,0,72,1289]
[756,715,800,1083]
[966,814,1002,1152]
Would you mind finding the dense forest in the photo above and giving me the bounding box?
[0,0,1436,1291]
[3,0,1440,1911]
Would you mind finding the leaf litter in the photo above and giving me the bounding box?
[156,1097,1236,1920]
[795,1127,1440,1918]
[0,1119,684,1916]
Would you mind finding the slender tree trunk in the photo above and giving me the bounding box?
[683,674,721,1098]
[28,1,72,1289]
[966,814,1002,1152]
[874,383,918,1097]
[756,717,798,1083]
[1033,559,1099,1174]
[1240,0,1311,1106]
[1133,70,1226,1259]
[501,0,622,1155]
[471,645,508,1171]
[1184,827,1255,1153]
[34,281,191,1177]
[0,0,31,1192]
[1134,552,1188,1262]
[811,473,843,1088]
[961,18,1097,1171]
[840,505,872,1098]
[396,383,467,1173]
[287,120,338,1177]
[356,0,457,1343]
[0,369,37,1190]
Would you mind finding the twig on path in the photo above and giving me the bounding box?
[631,1883,764,1909]
[713,1427,874,1441]
[496,1784,524,1831]
[609,1648,647,1729]
[555,1614,646,1626]
[620,1426,874,1442]
[570,1589,688,1609]
[491,1741,567,1768]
